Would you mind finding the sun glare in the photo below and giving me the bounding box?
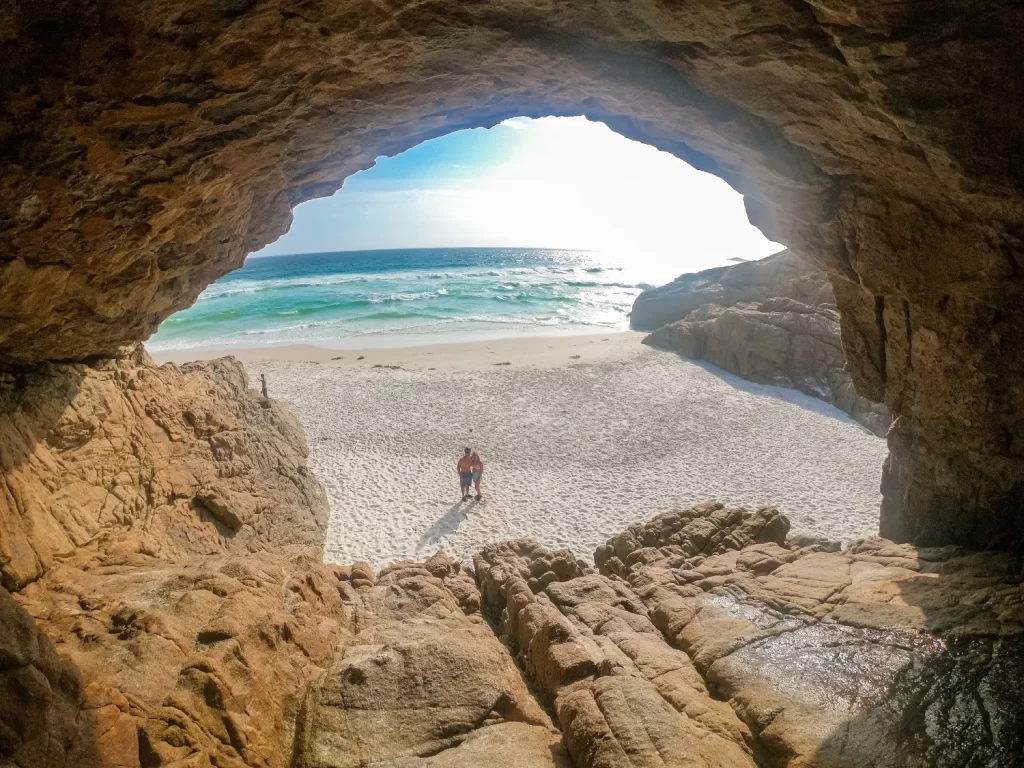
[252,116,783,278]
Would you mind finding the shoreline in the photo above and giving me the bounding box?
[148,328,645,370]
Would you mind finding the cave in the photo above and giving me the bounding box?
[2,2,1024,766]
[3,0,1022,550]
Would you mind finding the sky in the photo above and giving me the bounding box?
[252,116,783,272]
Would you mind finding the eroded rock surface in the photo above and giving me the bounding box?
[0,346,328,590]
[475,538,761,768]
[471,503,1024,767]
[296,555,569,768]
[606,503,1024,767]
[10,551,354,768]
[633,251,891,436]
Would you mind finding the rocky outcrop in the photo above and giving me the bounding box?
[0,347,341,765]
[0,346,328,590]
[478,503,1024,768]
[630,251,832,332]
[632,250,891,436]
[0,0,1023,548]
[9,552,354,767]
[474,539,762,768]
[296,554,569,768]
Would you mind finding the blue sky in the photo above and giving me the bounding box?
[253,116,783,273]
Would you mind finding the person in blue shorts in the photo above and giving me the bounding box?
[456,447,475,501]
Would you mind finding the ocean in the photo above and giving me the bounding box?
[147,247,679,352]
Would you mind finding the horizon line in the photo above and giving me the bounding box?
[247,245,600,259]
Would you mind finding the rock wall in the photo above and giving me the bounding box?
[632,250,891,436]
[478,503,1024,768]
[2,0,1022,547]
[0,346,328,590]
[590,502,1024,767]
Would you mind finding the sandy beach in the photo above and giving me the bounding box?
[152,331,888,567]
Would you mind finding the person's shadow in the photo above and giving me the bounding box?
[416,499,478,553]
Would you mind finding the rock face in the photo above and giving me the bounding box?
[8,553,354,768]
[0,346,328,590]
[596,502,1024,768]
[477,503,1024,768]
[295,555,569,768]
[0,0,1022,548]
[633,250,891,436]
[0,348,341,766]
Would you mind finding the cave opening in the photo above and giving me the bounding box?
[3,4,1024,766]
[146,115,785,354]
[142,115,888,568]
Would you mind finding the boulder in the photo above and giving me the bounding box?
[475,534,760,768]
[10,550,357,768]
[634,251,891,436]
[0,347,329,590]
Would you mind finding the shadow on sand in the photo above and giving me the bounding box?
[649,347,879,435]
[416,499,479,554]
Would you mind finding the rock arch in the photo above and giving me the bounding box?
[2,0,1023,548]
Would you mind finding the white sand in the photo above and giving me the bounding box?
[153,332,888,567]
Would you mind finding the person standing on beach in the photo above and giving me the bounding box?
[457,448,475,501]
[470,451,484,501]
[260,373,268,398]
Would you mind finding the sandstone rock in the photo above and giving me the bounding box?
[594,501,790,578]
[475,537,759,768]
[0,348,328,590]
[10,550,357,768]
[635,251,891,436]
[364,723,571,768]
[295,560,563,768]
[605,505,1024,767]
[0,585,86,768]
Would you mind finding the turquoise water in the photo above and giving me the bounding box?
[148,247,676,351]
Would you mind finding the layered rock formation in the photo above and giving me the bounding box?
[0,347,328,590]
[3,0,1022,546]
[633,250,891,436]
[478,503,1024,767]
